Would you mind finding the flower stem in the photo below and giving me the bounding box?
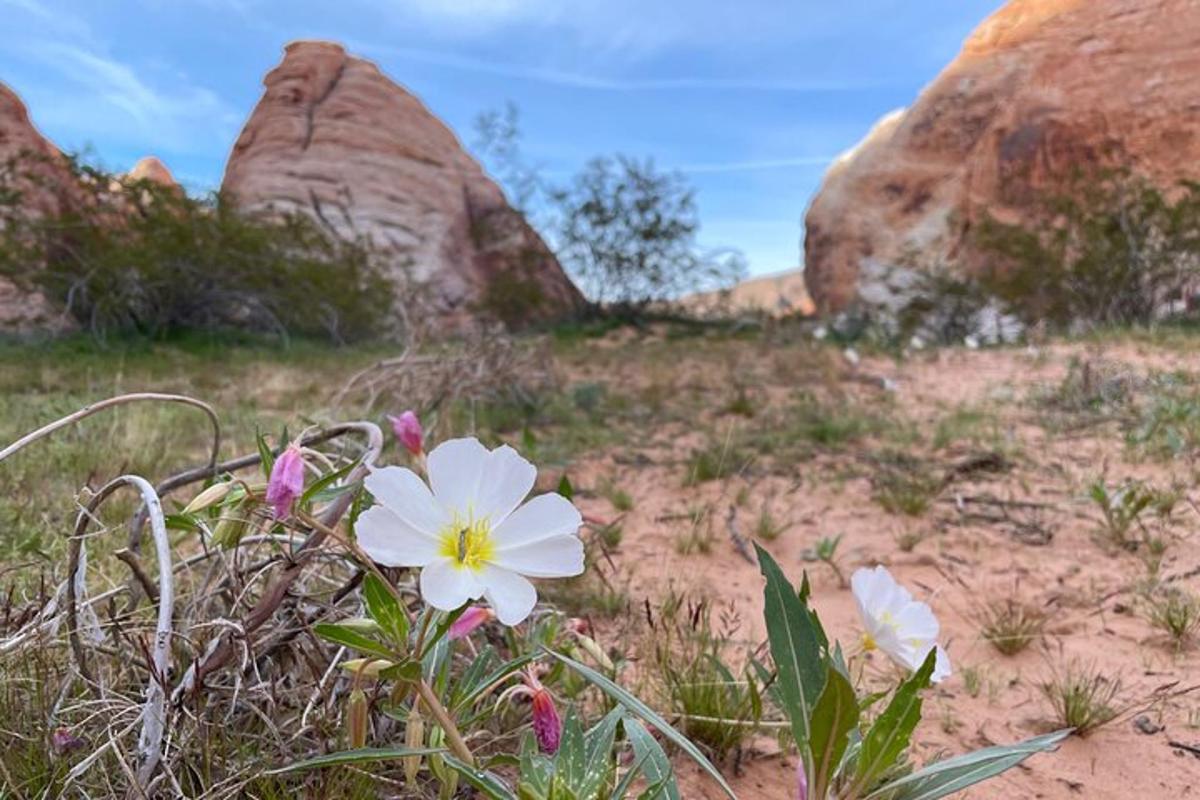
[297,510,476,767]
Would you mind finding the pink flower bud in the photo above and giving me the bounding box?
[51,727,85,756]
[388,411,424,456]
[531,687,561,755]
[449,605,494,640]
[796,758,808,800]
[265,444,305,519]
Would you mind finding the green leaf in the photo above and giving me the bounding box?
[624,716,679,800]
[545,649,733,799]
[557,709,588,789]
[300,463,355,505]
[866,729,1072,800]
[518,732,555,797]
[442,754,519,800]
[312,622,396,661]
[853,649,935,793]
[610,749,653,800]
[808,666,859,798]
[581,707,623,797]
[377,660,422,683]
[361,572,409,646]
[454,652,536,714]
[557,473,575,501]
[755,545,827,756]
[256,428,276,478]
[265,746,444,774]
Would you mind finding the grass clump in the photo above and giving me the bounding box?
[1039,661,1120,736]
[871,458,942,517]
[648,593,762,761]
[978,598,1046,656]
[1142,587,1200,649]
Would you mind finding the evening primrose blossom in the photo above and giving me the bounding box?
[355,437,584,625]
[851,565,951,683]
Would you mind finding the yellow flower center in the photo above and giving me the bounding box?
[861,632,877,651]
[438,513,494,571]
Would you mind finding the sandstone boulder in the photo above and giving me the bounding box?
[222,41,582,324]
[0,81,77,333]
[803,0,1200,315]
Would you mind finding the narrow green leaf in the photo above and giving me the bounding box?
[312,622,396,661]
[362,572,409,645]
[867,729,1072,800]
[624,716,679,800]
[808,667,859,798]
[755,545,826,755]
[546,649,733,799]
[256,428,275,478]
[609,753,657,800]
[557,473,575,501]
[265,746,444,774]
[557,709,587,788]
[455,652,536,713]
[442,754,519,800]
[581,707,623,797]
[853,649,935,793]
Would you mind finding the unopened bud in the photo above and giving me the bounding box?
[265,444,305,519]
[574,633,614,672]
[404,702,425,783]
[347,688,369,749]
[183,481,233,514]
[449,606,494,640]
[387,411,424,457]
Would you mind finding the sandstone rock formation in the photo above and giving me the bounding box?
[0,81,77,332]
[127,156,179,189]
[222,41,582,323]
[803,0,1200,314]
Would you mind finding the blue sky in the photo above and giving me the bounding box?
[0,0,1001,276]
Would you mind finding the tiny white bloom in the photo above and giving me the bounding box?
[851,565,951,683]
[355,437,584,626]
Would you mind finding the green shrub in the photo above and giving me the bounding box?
[0,153,400,342]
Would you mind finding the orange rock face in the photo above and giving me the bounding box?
[803,0,1200,314]
[0,81,77,333]
[222,41,582,323]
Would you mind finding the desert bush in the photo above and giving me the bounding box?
[0,153,401,343]
[974,173,1200,329]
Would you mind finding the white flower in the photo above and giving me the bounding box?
[851,566,951,683]
[355,437,584,626]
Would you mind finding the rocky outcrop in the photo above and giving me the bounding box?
[803,0,1200,314]
[222,41,582,323]
[127,156,179,189]
[0,81,77,332]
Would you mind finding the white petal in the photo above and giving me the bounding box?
[896,601,940,645]
[365,466,448,535]
[491,494,582,548]
[473,445,536,525]
[492,535,585,578]
[419,558,484,612]
[477,564,538,625]
[355,506,441,567]
[427,438,488,513]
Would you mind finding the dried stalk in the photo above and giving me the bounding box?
[65,474,174,789]
[171,421,383,701]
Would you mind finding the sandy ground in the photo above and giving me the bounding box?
[563,338,1200,799]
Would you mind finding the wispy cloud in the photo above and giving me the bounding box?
[675,156,835,174]
[353,42,877,93]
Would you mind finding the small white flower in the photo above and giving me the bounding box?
[355,437,584,625]
[851,565,951,683]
